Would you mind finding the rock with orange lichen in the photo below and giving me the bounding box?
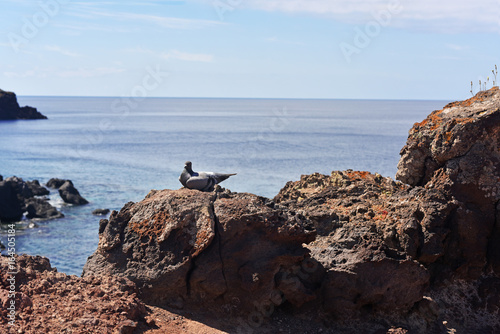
[83,187,316,315]
[397,87,500,279]
[274,171,434,318]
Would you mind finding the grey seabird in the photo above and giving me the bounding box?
[179,161,237,192]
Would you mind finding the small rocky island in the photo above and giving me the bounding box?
[1,88,500,333]
[0,89,47,120]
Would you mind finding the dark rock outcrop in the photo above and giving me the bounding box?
[26,180,50,196]
[92,208,110,216]
[46,178,66,189]
[83,188,316,315]
[0,89,47,120]
[59,180,89,205]
[397,87,500,279]
[274,171,433,318]
[0,176,63,223]
[0,180,24,222]
[25,198,64,220]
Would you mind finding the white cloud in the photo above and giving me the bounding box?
[203,0,500,33]
[162,50,214,62]
[44,45,81,57]
[445,44,469,51]
[57,67,126,78]
[126,47,214,62]
[3,67,126,78]
[66,4,225,30]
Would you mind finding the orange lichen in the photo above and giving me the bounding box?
[131,211,171,242]
[444,131,453,143]
[193,227,213,256]
[414,109,444,131]
[345,171,371,180]
[443,87,498,109]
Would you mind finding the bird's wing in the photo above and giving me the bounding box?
[186,174,214,191]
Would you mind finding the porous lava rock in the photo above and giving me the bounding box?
[397,87,500,279]
[0,255,146,334]
[83,188,317,315]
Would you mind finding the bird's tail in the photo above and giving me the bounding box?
[214,173,237,183]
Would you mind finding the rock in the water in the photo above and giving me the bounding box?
[26,198,64,220]
[46,178,67,189]
[26,180,50,196]
[0,176,63,223]
[0,180,24,222]
[58,180,89,205]
[0,89,47,120]
[92,208,110,215]
[5,176,34,200]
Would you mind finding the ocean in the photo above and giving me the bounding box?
[0,96,448,275]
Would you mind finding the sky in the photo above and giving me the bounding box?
[1,0,499,100]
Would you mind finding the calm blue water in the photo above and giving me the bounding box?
[0,97,448,275]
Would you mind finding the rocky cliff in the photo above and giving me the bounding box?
[3,88,500,333]
[0,89,47,120]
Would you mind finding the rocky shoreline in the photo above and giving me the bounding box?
[0,89,47,120]
[1,88,500,333]
[0,176,88,223]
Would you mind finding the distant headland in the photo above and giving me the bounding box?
[0,89,47,120]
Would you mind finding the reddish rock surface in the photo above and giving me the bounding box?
[0,255,146,334]
[83,188,317,315]
[398,87,500,279]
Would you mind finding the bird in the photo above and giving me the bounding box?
[179,161,237,192]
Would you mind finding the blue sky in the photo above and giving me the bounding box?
[1,0,499,99]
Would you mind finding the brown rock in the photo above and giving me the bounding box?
[397,87,500,279]
[83,188,317,315]
[0,255,146,334]
[275,171,431,316]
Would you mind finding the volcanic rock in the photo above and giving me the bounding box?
[92,208,110,215]
[46,178,66,189]
[0,255,146,333]
[26,180,50,196]
[397,87,500,279]
[274,171,434,318]
[83,188,317,314]
[58,180,89,205]
[0,179,25,223]
[25,198,64,219]
[0,89,47,120]
[0,176,62,223]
